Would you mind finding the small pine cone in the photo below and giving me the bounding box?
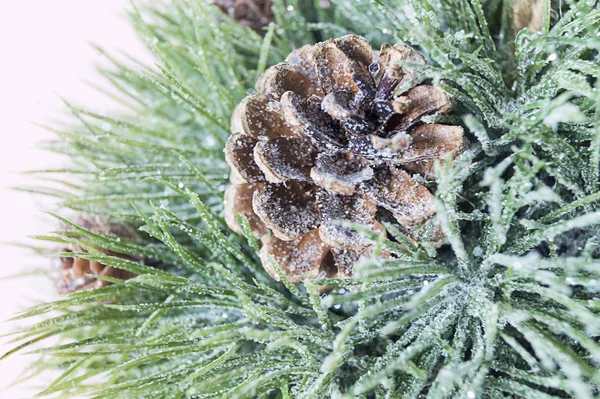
[54,216,140,295]
[224,35,467,283]
[212,0,274,33]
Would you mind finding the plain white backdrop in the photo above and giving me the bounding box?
[0,2,151,396]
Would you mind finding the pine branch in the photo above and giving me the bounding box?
[3,0,600,398]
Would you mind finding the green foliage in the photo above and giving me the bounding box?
[4,0,600,397]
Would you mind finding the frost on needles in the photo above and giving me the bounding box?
[3,0,600,398]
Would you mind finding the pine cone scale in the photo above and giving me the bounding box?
[252,182,322,241]
[401,124,466,163]
[225,134,266,183]
[317,191,378,250]
[286,46,321,87]
[258,64,320,100]
[281,91,348,147]
[224,183,267,237]
[310,150,374,195]
[362,166,436,226]
[259,229,332,283]
[316,39,375,100]
[238,94,296,139]
[394,85,452,130]
[253,136,317,183]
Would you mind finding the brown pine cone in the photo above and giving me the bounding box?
[212,0,274,33]
[54,216,139,295]
[224,35,467,283]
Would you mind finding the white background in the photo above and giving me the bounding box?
[0,2,150,396]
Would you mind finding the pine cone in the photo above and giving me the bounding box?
[212,0,274,33]
[224,35,466,283]
[54,216,139,295]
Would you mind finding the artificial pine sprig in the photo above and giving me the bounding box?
[3,0,600,398]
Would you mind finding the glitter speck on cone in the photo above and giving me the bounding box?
[224,35,467,284]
